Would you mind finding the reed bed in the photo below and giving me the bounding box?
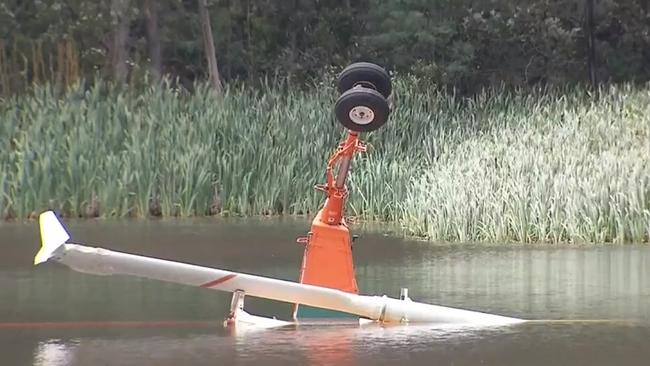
[0,79,648,243]
[400,84,650,243]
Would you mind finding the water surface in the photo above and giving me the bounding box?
[1,218,649,365]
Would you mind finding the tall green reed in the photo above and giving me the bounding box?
[0,78,648,243]
[400,84,650,243]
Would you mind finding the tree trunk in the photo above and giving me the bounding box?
[143,0,162,82]
[585,0,597,89]
[198,0,223,94]
[110,0,130,83]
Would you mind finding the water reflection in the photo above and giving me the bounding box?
[26,323,505,366]
[22,320,650,366]
[357,245,650,321]
[0,219,648,365]
[33,340,78,366]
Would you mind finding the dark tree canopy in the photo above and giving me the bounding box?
[1,0,648,95]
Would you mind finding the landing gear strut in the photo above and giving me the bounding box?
[294,62,392,319]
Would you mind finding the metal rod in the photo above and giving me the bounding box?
[335,156,351,188]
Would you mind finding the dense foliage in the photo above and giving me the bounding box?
[2,1,649,244]
[1,80,648,243]
[2,0,649,95]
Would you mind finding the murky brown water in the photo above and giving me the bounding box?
[1,218,649,366]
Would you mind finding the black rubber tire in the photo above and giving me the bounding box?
[334,87,390,132]
[337,62,392,98]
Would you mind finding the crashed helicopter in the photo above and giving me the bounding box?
[34,63,523,328]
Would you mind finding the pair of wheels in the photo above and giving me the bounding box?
[334,62,392,132]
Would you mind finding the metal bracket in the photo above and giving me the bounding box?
[400,288,411,301]
[224,290,246,325]
[356,141,367,153]
[314,184,328,194]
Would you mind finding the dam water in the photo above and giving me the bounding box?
[1,218,648,366]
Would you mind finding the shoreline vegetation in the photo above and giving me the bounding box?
[1,79,648,244]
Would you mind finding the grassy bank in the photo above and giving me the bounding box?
[0,80,648,243]
[400,85,650,243]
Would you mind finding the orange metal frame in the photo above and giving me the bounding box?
[318,131,366,226]
[296,131,366,301]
